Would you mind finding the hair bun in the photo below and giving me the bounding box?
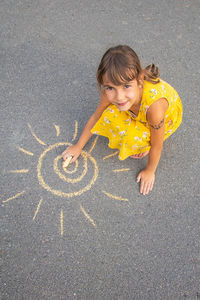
[144,64,160,84]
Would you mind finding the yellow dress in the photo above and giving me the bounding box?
[91,79,183,160]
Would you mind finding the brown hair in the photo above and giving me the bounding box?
[97,45,160,88]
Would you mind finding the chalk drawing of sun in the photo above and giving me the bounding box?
[3,121,130,235]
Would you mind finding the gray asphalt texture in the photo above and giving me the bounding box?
[1,0,200,299]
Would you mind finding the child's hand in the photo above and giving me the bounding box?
[62,144,82,163]
[136,169,155,195]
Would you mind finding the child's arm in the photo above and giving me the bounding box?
[137,98,168,195]
[62,94,110,163]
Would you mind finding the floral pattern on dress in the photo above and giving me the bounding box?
[150,89,158,95]
[104,117,110,123]
[119,131,126,137]
[161,85,166,92]
[107,108,114,113]
[143,132,149,139]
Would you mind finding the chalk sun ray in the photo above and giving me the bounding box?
[103,151,119,160]
[80,205,96,227]
[3,191,25,203]
[9,169,29,174]
[113,168,130,173]
[28,123,46,146]
[89,136,99,154]
[54,124,60,137]
[72,120,78,141]
[33,198,43,220]
[60,209,63,236]
[18,147,34,156]
[102,190,128,202]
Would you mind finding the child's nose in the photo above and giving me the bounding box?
[116,90,125,102]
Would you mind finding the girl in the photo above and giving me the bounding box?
[62,45,182,195]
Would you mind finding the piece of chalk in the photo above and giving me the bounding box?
[63,156,72,168]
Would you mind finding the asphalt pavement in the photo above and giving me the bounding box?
[1,0,200,299]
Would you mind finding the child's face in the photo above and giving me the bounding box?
[102,75,142,111]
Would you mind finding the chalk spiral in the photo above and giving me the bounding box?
[37,142,98,198]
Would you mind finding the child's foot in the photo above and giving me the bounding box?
[130,151,149,159]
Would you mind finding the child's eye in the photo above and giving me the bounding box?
[124,84,131,89]
[105,86,113,91]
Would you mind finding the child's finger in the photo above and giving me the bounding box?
[149,180,154,191]
[140,180,145,194]
[63,153,70,161]
[144,184,150,195]
[136,175,141,183]
[62,146,71,156]
[62,156,72,168]
[62,150,69,159]
[70,155,76,163]
[149,181,153,191]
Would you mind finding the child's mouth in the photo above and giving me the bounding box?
[117,101,128,106]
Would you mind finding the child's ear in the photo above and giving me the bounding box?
[139,70,145,81]
[138,72,144,86]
